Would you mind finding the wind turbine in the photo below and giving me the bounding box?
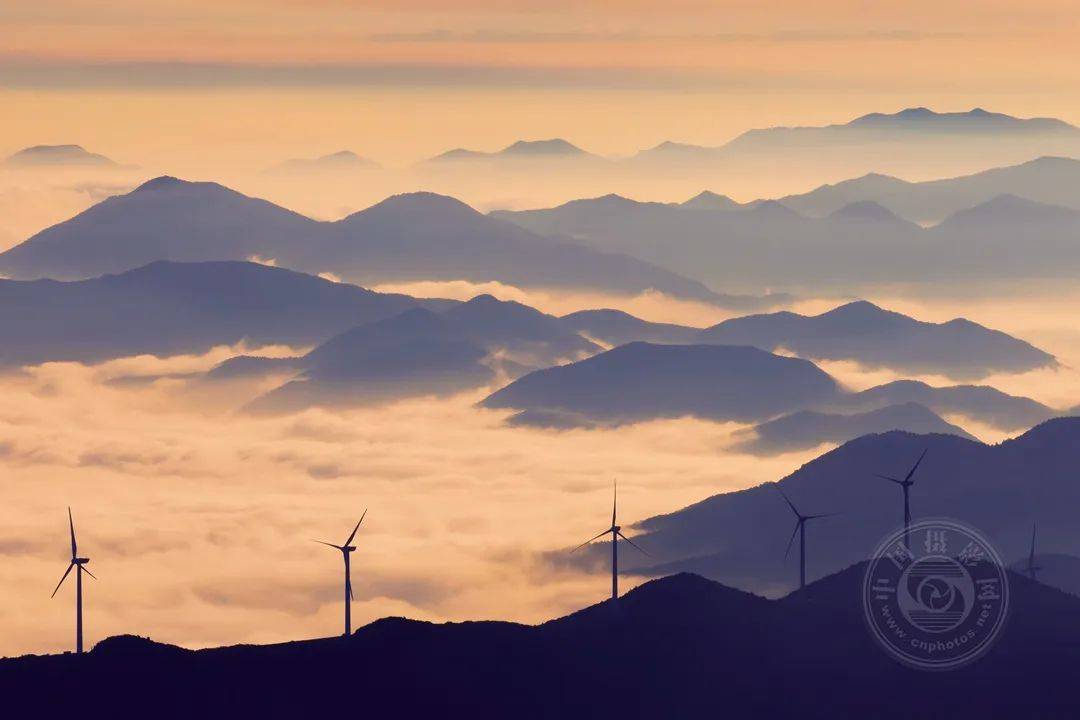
[776,486,834,590]
[314,510,367,636]
[572,480,649,603]
[1027,521,1042,582]
[51,508,96,654]
[875,448,927,549]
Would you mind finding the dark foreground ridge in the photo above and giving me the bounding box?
[2,567,1078,718]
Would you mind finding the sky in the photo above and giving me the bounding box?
[2,1,1079,168]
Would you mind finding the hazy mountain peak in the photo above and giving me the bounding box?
[819,299,889,320]
[829,200,904,223]
[744,199,801,218]
[939,193,1080,227]
[133,176,195,193]
[4,143,117,167]
[358,191,480,218]
[681,191,740,210]
[501,138,585,156]
[271,150,379,173]
[848,106,1078,132]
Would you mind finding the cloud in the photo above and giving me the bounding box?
[4,284,1078,656]
[0,346,821,655]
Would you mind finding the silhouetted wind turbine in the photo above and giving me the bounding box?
[776,486,834,590]
[875,449,927,549]
[1027,521,1042,582]
[314,510,367,636]
[573,480,649,603]
[51,508,96,654]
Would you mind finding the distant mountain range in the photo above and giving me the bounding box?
[776,155,1080,222]
[426,139,597,163]
[243,308,496,414]
[737,402,977,454]
[496,175,1080,291]
[632,108,1080,166]
[483,342,842,426]
[560,308,701,346]
[268,150,380,174]
[699,300,1054,379]
[559,301,1053,381]
[622,418,1080,593]
[481,337,1062,439]
[418,109,1079,169]
[0,261,444,367]
[3,144,117,168]
[238,295,600,414]
[724,107,1079,150]
[0,177,769,308]
[4,568,1080,718]
[828,380,1055,432]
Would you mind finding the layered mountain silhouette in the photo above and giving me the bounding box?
[0,261,441,366]
[0,178,764,308]
[777,156,1080,222]
[698,300,1054,379]
[737,402,976,454]
[483,342,840,425]
[426,138,597,163]
[626,107,1080,189]
[4,568,1080,718]
[552,301,1051,380]
[726,107,1078,150]
[3,144,117,168]
[559,308,701,346]
[622,418,1080,594]
[497,175,1080,291]
[239,295,598,413]
[484,337,1057,435]
[244,308,495,414]
[269,150,380,174]
[828,379,1056,431]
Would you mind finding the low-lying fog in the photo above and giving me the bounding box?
[2,281,1079,656]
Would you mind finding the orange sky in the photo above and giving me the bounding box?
[2,1,1079,166]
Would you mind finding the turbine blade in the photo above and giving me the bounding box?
[905,449,928,483]
[874,474,903,485]
[81,566,98,581]
[806,512,840,520]
[616,530,650,557]
[68,507,77,559]
[784,522,800,559]
[572,529,612,553]
[51,563,75,598]
[344,509,367,547]
[612,479,617,528]
[313,539,343,550]
[774,484,800,518]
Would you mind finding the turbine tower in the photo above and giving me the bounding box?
[875,449,927,549]
[315,510,367,636]
[51,508,96,654]
[776,486,834,590]
[1027,521,1042,582]
[573,480,648,603]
